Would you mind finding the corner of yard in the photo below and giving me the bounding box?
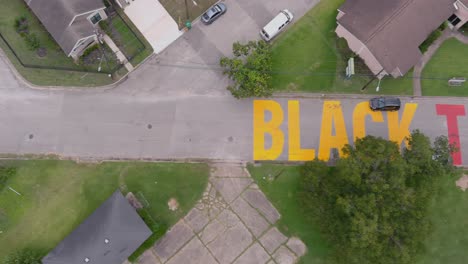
[421,38,468,96]
[269,0,413,95]
[0,0,152,87]
[247,163,331,264]
[0,160,209,261]
[247,162,468,264]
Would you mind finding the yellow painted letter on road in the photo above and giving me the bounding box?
[353,102,384,142]
[288,101,315,161]
[387,103,418,147]
[253,100,285,160]
[318,101,349,161]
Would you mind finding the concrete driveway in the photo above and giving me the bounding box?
[124,0,183,54]
[118,0,320,97]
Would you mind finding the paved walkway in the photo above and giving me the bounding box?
[103,34,134,72]
[413,29,468,96]
[136,163,307,264]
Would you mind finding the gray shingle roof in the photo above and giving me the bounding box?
[42,190,152,264]
[25,0,104,55]
[338,0,457,76]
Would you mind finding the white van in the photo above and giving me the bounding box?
[260,10,294,41]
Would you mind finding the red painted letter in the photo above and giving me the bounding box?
[436,104,466,165]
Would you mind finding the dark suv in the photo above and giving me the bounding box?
[369,97,401,111]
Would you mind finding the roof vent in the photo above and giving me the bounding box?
[105,238,110,244]
[84,257,90,263]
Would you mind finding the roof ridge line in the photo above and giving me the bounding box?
[364,0,415,44]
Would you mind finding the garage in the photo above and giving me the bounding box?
[123,0,183,54]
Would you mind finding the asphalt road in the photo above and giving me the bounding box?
[1,0,468,165]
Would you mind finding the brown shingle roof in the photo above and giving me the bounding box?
[338,0,456,76]
[25,0,104,55]
[460,0,468,7]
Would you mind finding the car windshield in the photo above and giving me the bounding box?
[378,98,385,108]
[207,6,220,17]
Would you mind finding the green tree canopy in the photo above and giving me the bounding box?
[220,40,272,98]
[300,131,456,264]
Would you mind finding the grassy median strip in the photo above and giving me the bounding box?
[248,163,468,264]
[0,160,209,260]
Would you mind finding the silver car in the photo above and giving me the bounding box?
[201,3,227,24]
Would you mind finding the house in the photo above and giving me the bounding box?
[25,0,108,58]
[335,0,468,78]
[42,190,152,264]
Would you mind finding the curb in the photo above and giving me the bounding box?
[0,154,247,165]
[271,92,468,101]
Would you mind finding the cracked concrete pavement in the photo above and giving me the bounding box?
[137,163,306,264]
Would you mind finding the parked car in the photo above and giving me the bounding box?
[369,97,401,111]
[260,10,294,41]
[201,3,227,24]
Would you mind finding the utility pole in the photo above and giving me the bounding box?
[184,0,192,29]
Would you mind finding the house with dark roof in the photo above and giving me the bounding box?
[336,0,468,78]
[25,0,108,58]
[42,190,152,264]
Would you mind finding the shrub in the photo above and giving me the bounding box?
[419,23,446,53]
[0,167,16,192]
[14,16,29,35]
[99,20,110,34]
[25,33,40,51]
[81,44,100,58]
[127,209,167,262]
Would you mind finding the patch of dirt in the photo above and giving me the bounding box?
[456,175,468,191]
[286,83,298,91]
[126,192,143,209]
[168,198,179,211]
[80,48,102,66]
[36,47,47,57]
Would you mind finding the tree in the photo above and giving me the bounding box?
[220,40,272,98]
[3,248,43,264]
[300,132,456,264]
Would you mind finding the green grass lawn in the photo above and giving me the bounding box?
[247,163,331,264]
[270,0,413,95]
[248,163,468,264]
[421,38,468,96]
[0,160,209,260]
[416,171,468,264]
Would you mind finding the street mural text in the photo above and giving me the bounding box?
[253,100,466,165]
